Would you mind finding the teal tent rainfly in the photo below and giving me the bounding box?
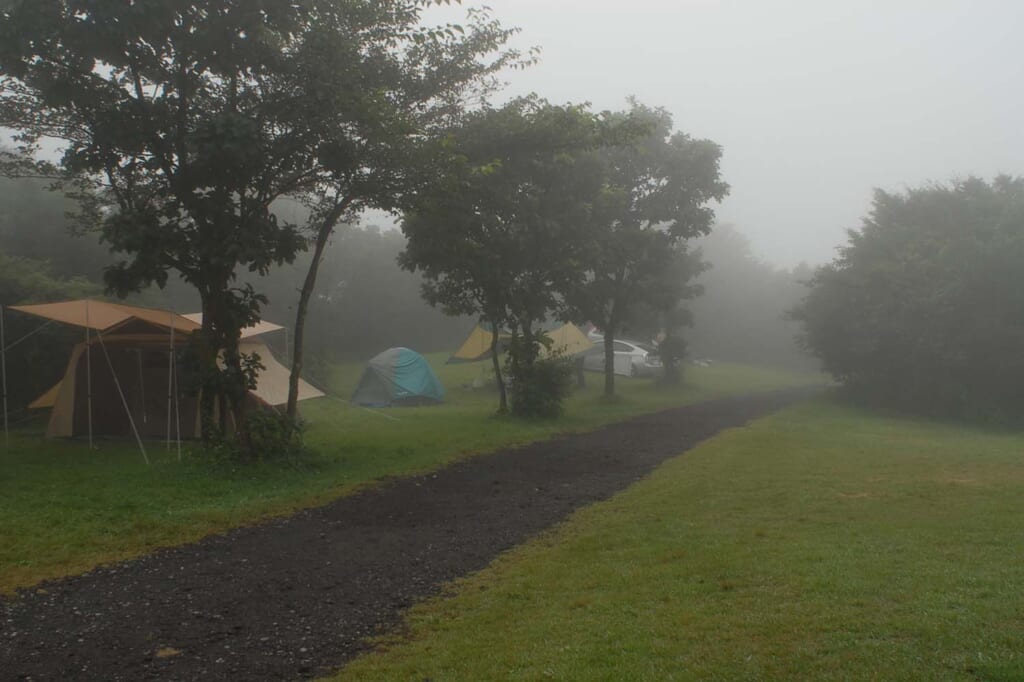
[351,347,445,407]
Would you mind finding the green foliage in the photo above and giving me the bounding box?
[564,100,728,396]
[400,97,616,409]
[238,409,313,462]
[507,353,575,419]
[792,176,1024,421]
[250,0,523,419]
[0,1,332,439]
[657,334,688,385]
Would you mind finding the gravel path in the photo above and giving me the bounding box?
[1,388,816,681]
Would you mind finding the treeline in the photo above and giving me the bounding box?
[2,170,819,411]
[687,224,815,371]
[251,223,472,362]
[0,1,818,443]
[0,175,470,405]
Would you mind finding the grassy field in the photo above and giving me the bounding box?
[334,399,1024,681]
[0,354,818,594]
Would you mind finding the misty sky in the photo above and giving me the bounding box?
[423,0,1023,267]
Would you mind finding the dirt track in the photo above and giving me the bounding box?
[1,388,816,681]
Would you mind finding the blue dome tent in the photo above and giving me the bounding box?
[351,348,445,407]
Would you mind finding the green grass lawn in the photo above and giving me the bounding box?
[0,355,818,594]
[333,399,1024,681]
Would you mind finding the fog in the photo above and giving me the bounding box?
[3,1,1023,398]
[423,0,1023,267]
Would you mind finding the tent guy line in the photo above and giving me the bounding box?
[95,324,149,465]
[0,317,56,354]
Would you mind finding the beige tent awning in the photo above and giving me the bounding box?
[10,300,200,334]
[182,313,284,339]
[11,300,285,339]
[241,341,324,406]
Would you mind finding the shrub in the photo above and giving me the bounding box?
[792,176,1024,422]
[200,408,312,464]
[507,355,575,419]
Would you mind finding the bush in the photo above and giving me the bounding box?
[658,335,688,385]
[507,355,574,419]
[792,176,1024,422]
[201,408,312,464]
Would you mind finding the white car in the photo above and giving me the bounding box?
[582,338,662,377]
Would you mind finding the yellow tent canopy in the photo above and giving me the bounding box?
[447,323,593,364]
[540,323,594,358]
[447,325,510,364]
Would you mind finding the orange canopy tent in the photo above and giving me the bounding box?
[1,300,323,460]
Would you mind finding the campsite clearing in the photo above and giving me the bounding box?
[0,357,818,594]
[0,389,812,680]
[333,399,1024,681]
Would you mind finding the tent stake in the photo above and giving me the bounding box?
[96,330,150,465]
[1,304,9,451]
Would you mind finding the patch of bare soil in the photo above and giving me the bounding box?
[1,388,816,681]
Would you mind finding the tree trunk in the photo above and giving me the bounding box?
[198,293,219,440]
[603,311,618,397]
[520,320,537,367]
[490,324,507,413]
[286,197,353,423]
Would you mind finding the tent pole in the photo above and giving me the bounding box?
[1,304,8,451]
[173,348,182,462]
[85,300,94,450]
[96,330,149,465]
[137,349,147,424]
[166,311,174,451]
[284,326,290,369]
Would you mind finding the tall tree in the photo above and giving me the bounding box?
[400,97,609,413]
[280,2,524,421]
[0,1,332,440]
[792,176,1024,421]
[567,101,728,396]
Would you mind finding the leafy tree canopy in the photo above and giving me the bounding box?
[400,96,616,411]
[793,176,1024,421]
[565,100,728,395]
[0,0,522,439]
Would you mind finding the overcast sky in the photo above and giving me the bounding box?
[422,0,1023,267]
